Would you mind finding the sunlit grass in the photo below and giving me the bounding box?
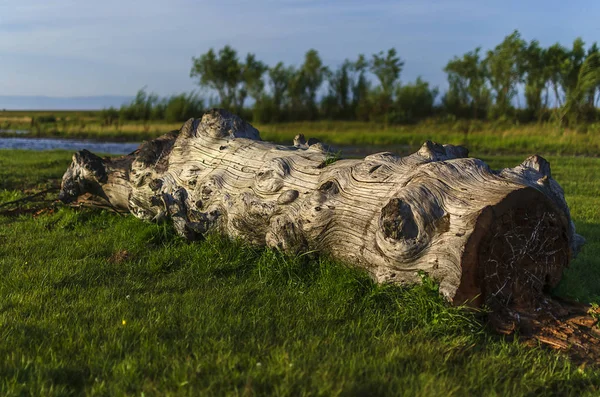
[0,150,599,395]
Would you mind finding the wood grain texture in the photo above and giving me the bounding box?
[59,109,584,308]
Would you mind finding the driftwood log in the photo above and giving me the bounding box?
[59,109,584,312]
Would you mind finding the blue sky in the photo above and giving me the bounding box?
[1,0,599,98]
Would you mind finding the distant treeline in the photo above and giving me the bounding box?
[108,30,600,126]
[101,91,204,125]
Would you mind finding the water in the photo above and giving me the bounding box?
[0,137,413,158]
[0,137,140,155]
[0,129,30,135]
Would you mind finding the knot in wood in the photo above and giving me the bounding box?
[380,198,419,240]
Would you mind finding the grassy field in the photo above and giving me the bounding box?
[1,149,600,395]
[2,110,600,156]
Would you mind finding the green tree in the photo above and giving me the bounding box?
[237,53,268,111]
[284,50,328,120]
[546,38,594,125]
[522,40,550,122]
[484,30,526,119]
[562,44,600,124]
[190,46,267,114]
[561,38,587,99]
[252,62,295,123]
[351,54,371,120]
[190,46,241,110]
[269,62,294,112]
[322,60,352,119]
[371,48,404,95]
[393,77,439,123]
[287,67,305,119]
[322,55,373,121]
[370,49,404,124]
[300,49,329,119]
[585,43,600,109]
[443,48,490,119]
[545,43,568,109]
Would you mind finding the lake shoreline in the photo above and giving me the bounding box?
[1,136,599,159]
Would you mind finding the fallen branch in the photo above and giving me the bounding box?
[58,109,585,312]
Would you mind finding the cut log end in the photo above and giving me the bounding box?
[455,188,570,310]
[480,197,568,312]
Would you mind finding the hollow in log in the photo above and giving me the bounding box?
[59,109,584,312]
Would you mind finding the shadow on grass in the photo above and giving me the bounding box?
[554,221,600,303]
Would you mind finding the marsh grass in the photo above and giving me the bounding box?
[0,150,600,395]
[2,111,600,155]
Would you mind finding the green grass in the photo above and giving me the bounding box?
[2,110,600,156]
[258,120,600,156]
[1,150,600,395]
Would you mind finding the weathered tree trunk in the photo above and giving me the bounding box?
[59,109,584,311]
